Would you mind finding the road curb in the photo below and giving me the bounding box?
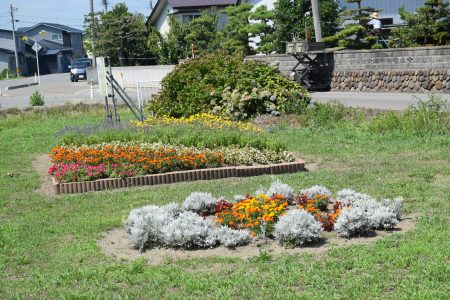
[4,82,39,90]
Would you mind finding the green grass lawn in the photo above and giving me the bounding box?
[0,106,449,299]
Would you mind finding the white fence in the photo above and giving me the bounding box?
[137,80,162,109]
[110,65,174,88]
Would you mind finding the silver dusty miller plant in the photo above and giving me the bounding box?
[334,206,376,237]
[299,185,332,199]
[182,192,217,214]
[274,209,322,247]
[265,179,296,204]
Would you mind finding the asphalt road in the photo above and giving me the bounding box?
[0,74,137,109]
[1,74,449,110]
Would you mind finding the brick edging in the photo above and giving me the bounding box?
[52,161,305,195]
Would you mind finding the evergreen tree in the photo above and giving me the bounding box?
[322,0,378,49]
[222,4,253,54]
[273,0,340,53]
[84,3,151,66]
[185,9,223,56]
[392,0,450,47]
[247,5,275,54]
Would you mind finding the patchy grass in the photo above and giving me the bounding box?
[0,105,449,299]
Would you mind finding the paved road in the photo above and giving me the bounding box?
[1,74,449,110]
[0,74,138,109]
[311,91,450,110]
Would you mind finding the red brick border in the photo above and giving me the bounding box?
[52,160,305,195]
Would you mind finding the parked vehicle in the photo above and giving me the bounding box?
[69,61,90,82]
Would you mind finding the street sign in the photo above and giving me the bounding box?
[96,57,108,97]
[32,42,42,52]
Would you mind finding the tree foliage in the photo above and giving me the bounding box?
[391,0,450,47]
[273,0,340,53]
[84,3,152,66]
[322,0,378,49]
[247,5,276,54]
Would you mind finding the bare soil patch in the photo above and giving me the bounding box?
[32,154,55,197]
[98,215,417,266]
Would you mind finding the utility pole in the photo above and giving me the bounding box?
[10,4,20,77]
[89,0,96,66]
[102,0,108,12]
[311,0,322,42]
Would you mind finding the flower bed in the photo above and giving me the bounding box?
[48,142,296,183]
[131,113,263,132]
[124,180,404,251]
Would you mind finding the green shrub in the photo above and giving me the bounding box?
[304,101,359,128]
[147,51,310,119]
[29,91,45,106]
[368,96,449,137]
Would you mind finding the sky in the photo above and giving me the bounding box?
[0,0,152,31]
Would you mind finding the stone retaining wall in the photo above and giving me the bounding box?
[246,46,450,93]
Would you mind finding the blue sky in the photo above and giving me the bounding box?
[0,0,152,31]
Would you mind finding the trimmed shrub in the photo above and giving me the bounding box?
[182,192,217,214]
[161,211,218,249]
[147,51,310,119]
[334,207,375,237]
[299,185,332,199]
[274,209,322,247]
[265,179,296,204]
[215,227,252,248]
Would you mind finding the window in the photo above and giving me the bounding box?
[52,34,62,41]
[182,14,200,24]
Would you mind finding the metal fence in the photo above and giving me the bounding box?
[136,80,162,109]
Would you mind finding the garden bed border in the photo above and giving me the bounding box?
[52,161,305,195]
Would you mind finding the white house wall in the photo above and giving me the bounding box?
[155,2,173,35]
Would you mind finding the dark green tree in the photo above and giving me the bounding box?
[148,15,189,64]
[322,0,378,49]
[84,3,152,66]
[273,0,340,53]
[247,5,276,54]
[185,9,223,57]
[222,4,253,54]
[391,0,450,47]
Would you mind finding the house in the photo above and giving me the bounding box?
[17,23,84,75]
[0,29,28,74]
[148,0,433,35]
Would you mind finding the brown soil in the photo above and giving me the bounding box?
[32,154,55,197]
[98,214,417,266]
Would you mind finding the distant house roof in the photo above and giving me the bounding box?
[148,0,239,26]
[17,23,82,34]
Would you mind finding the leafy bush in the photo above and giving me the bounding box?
[304,102,360,128]
[147,51,310,119]
[274,209,322,247]
[182,192,217,215]
[29,91,45,106]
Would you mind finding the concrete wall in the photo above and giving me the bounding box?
[87,65,175,87]
[0,51,11,72]
[331,46,450,93]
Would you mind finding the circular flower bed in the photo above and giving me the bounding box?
[124,180,404,252]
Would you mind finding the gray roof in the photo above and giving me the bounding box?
[169,0,237,8]
[17,23,82,34]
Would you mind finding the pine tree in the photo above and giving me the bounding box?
[222,4,253,54]
[247,5,275,54]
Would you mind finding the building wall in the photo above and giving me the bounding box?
[69,33,84,58]
[155,2,173,35]
[22,25,63,44]
[0,51,11,72]
[338,0,427,24]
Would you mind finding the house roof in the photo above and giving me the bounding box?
[17,23,82,34]
[170,0,237,8]
[148,0,238,26]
